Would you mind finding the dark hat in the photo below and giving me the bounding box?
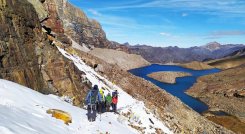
[93,85,98,90]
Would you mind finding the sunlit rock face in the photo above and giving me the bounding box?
[0,0,90,106]
[41,0,110,49]
[0,0,46,91]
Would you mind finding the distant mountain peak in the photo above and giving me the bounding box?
[203,42,221,51]
[123,42,130,46]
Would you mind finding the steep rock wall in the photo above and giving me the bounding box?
[0,0,90,106]
[0,0,46,91]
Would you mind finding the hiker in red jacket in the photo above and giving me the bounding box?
[111,90,118,113]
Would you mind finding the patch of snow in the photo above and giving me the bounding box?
[0,126,15,134]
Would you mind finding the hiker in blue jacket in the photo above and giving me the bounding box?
[85,85,102,122]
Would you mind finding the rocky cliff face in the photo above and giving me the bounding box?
[0,0,46,91]
[26,0,48,21]
[0,0,90,106]
[41,0,111,49]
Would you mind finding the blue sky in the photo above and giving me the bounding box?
[69,0,245,48]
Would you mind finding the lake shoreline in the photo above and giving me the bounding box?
[129,64,220,113]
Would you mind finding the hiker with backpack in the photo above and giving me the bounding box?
[112,90,118,97]
[111,90,118,113]
[105,93,112,112]
[85,85,102,122]
[98,89,105,113]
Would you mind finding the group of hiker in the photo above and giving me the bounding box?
[85,85,118,122]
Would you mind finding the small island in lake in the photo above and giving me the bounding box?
[147,71,192,84]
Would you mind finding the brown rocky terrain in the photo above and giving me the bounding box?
[147,72,191,84]
[0,0,235,133]
[187,65,245,133]
[180,61,214,70]
[206,54,245,69]
[206,114,245,134]
[89,48,150,70]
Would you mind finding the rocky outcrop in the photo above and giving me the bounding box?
[147,71,191,84]
[39,37,91,105]
[0,0,46,91]
[89,48,150,70]
[187,65,245,131]
[26,0,48,21]
[41,0,109,49]
[180,61,214,70]
[39,0,130,51]
[42,0,64,34]
[0,0,90,106]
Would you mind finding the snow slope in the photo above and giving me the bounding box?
[0,79,135,134]
[0,45,171,134]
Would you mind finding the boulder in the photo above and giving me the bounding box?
[26,0,48,21]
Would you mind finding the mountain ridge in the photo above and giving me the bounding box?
[127,42,244,64]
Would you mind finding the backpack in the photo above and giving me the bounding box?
[99,89,105,102]
[112,96,118,104]
[90,90,98,105]
[112,91,118,97]
[106,95,112,104]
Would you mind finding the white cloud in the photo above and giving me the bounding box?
[87,9,102,16]
[160,32,171,36]
[182,13,188,17]
[96,0,245,18]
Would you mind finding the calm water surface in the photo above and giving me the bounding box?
[129,64,220,113]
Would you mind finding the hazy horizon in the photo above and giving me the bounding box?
[69,0,245,48]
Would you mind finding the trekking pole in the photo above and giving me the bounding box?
[90,105,92,122]
[100,102,102,121]
[100,111,101,121]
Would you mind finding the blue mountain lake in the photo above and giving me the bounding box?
[129,64,220,113]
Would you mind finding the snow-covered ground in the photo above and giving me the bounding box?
[0,45,171,134]
[0,79,135,134]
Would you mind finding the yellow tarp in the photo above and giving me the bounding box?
[47,109,72,125]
